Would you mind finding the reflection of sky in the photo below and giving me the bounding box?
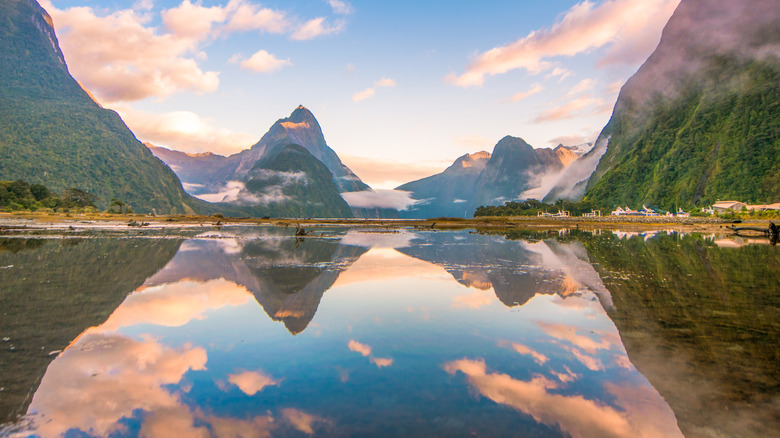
[21,230,682,437]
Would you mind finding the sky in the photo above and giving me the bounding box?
[41,0,680,189]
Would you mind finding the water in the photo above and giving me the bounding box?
[0,227,777,437]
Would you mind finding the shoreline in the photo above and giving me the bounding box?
[0,212,774,236]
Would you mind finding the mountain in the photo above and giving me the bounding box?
[0,237,181,422]
[0,0,198,213]
[396,151,490,218]
[550,0,780,207]
[398,137,586,218]
[150,106,398,218]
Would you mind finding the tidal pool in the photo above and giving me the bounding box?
[0,227,777,437]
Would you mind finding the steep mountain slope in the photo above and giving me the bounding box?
[556,0,780,207]
[151,106,397,218]
[146,144,236,196]
[0,0,198,213]
[471,136,573,211]
[396,151,490,218]
[397,137,587,218]
[237,144,353,218]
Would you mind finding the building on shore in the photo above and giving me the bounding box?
[712,200,747,212]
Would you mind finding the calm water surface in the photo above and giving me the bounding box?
[0,227,777,437]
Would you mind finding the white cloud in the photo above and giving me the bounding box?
[224,0,288,33]
[567,78,597,97]
[40,0,347,103]
[291,17,344,40]
[115,105,255,155]
[341,189,421,211]
[228,370,279,396]
[511,83,544,101]
[353,77,396,102]
[445,0,680,87]
[161,0,227,38]
[40,0,220,103]
[328,0,354,15]
[238,50,293,73]
[534,95,609,123]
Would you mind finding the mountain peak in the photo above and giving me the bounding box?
[288,105,316,123]
[492,136,533,156]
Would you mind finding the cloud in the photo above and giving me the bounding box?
[116,105,255,155]
[193,181,245,203]
[452,290,495,309]
[339,154,448,189]
[28,333,208,437]
[40,0,347,102]
[348,340,394,368]
[567,78,597,97]
[511,83,544,101]
[353,77,396,102]
[328,0,354,15]
[510,343,549,365]
[237,50,293,73]
[281,408,328,435]
[547,133,598,147]
[444,358,646,438]
[445,0,679,87]
[161,0,227,38]
[341,189,421,211]
[291,17,344,40]
[40,0,220,103]
[534,95,608,122]
[98,279,252,332]
[223,0,288,33]
[228,370,280,395]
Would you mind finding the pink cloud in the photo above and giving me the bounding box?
[534,95,608,122]
[446,0,680,87]
[116,105,255,155]
[238,50,293,73]
[291,17,344,40]
[511,83,544,102]
[228,370,280,395]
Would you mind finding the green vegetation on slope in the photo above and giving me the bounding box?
[239,144,353,218]
[586,57,780,209]
[582,232,779,437]
[0,237,182,423]
[0,0,197,214]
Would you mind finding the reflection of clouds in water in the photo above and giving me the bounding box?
[228,370,280,396]
[511,342,549,365]
[452,289,495,309]
[339,229,419,249]
[444,358,683,438]
[100,279,253,332]
[27,333,207,437]
[348,340,394,368]
[26,331,325,437]
[333,248,450,287]
[281,408,328,435]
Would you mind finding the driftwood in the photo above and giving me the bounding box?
[727,222,779,243]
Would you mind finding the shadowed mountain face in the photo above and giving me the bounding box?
[396,230,613,309]
[549,0,780,205]
[582,232,780,438]
[0,0,198,213]
[398,138,586,218]
[143,228,368,335]
[0,237,182,423]
[150,106,398,218]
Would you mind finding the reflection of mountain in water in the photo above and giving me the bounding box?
[584,233,780,438]
[144,229,367,334]
[397,231,611,308]
[0,238,181,423]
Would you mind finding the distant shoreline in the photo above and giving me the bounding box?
[0,212,773,236]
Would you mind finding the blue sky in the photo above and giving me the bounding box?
[42,0,679,188]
